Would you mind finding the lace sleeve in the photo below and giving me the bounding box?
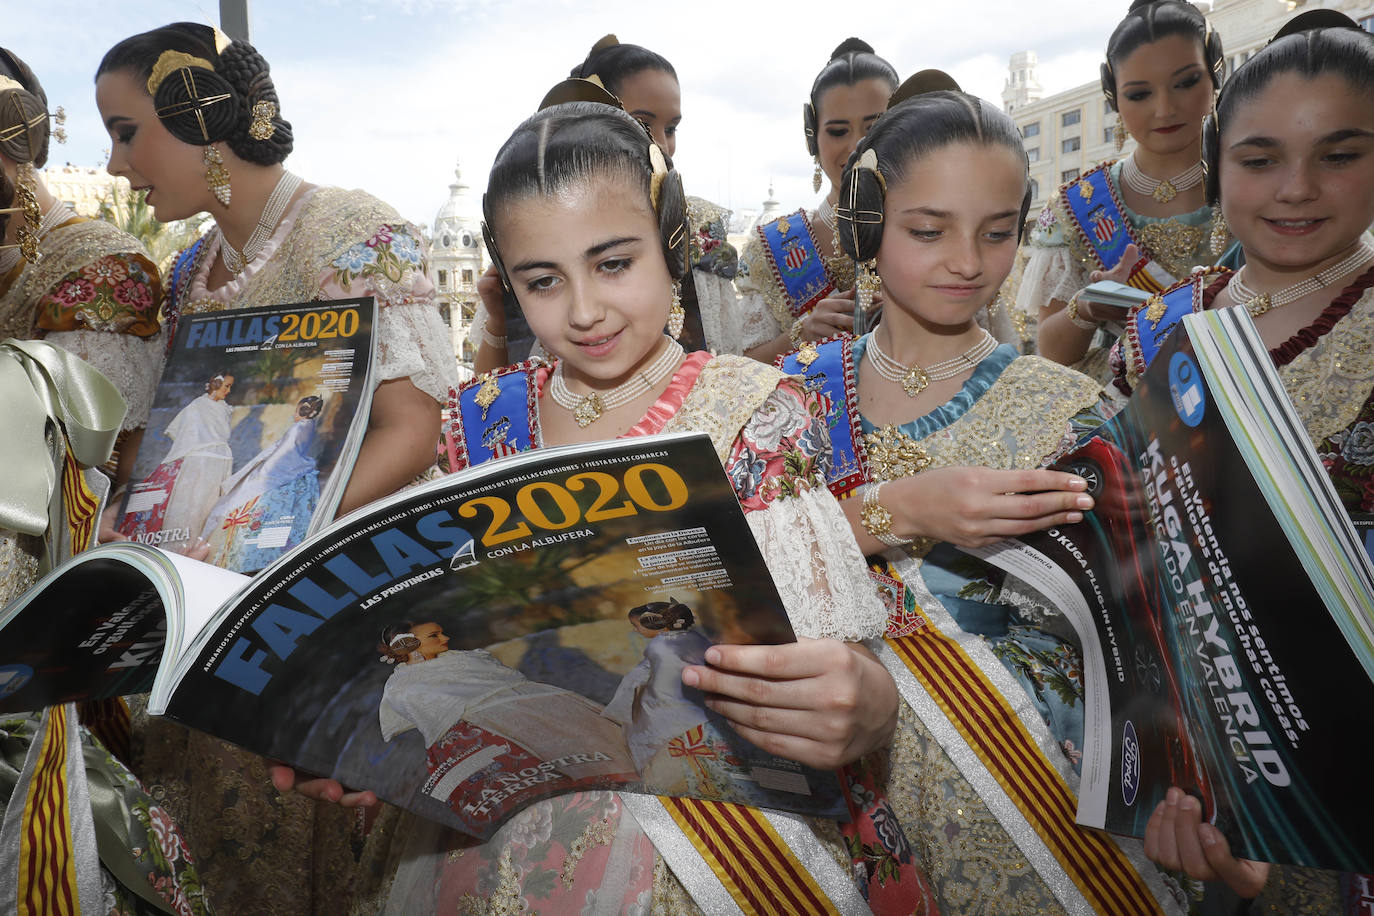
[692,268,743,356]
[735,238,786,351]
[723,379,886,641]
[318,222,459,403]
[746,488,887,641]
[43,328,165,431]
[1015,244,1088,319]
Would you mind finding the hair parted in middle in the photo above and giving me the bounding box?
[481,100,688,290]
[803,38,899,157]
[1201,11,1373,205]
[835,89,1033,264]
[1100,0,1224,112]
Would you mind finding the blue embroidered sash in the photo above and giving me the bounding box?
[1124,271,1217,380]
[756,209,836,318]
[448,362,541,471]
[776,337,866,495]
[1061,163,1176,294]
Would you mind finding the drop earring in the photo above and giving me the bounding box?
[204,144,231,207]
[812,157,823,194]
[667,280,685,339]
[1209,209,1229,257]
[1113,114,1126,153]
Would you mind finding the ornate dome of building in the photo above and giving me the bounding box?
[432,159,482,255]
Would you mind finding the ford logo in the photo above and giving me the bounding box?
[1121,721,1141,806]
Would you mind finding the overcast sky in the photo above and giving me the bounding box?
[20,0,1128,229]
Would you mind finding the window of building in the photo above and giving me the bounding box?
[1062,136,1081,153]
[461,269,474,284]
[1362,14,1374,32]
[1026,147,1040,162]
[1022,121,1040,138]
[1062,109,1080,127]
[1103,126,1115,144]
[437,269,447,287]
[1029,178,1040,201]
[1061,168,1080,182]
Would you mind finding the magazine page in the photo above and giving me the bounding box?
[0,545,250,714]
[116,298,376,572]
[974,319,1374,872]
[157,432,845,839]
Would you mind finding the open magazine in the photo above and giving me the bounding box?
[116,298,376,572]
[967,306,1374,872]
[0,432,844,838]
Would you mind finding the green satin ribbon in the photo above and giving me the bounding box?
[0,338,126,542]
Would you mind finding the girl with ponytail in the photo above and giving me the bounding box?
[1018,0,1229,380]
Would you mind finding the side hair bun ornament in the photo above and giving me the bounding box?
[886,69,961,110]
[539,76,621,111]
[590,34,620,54]
[378,631,420,664]
[148,49,237,144]
[648,142,668,210]
[844,147,886,316]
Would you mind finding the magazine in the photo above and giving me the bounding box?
[115,298,377,572]
[967,306,1374,872]
[1,432,844,838]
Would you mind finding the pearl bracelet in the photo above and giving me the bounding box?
[860,482,912,548]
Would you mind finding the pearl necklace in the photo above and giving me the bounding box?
[220,170,302,275]
[816,197,841,257]
[0,200,72,274]
[1229,236,1374,318]
[1121,155,1204,204]
[866,327,998,397]
[549,338,684,427]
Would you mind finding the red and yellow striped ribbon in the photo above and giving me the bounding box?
[887,628,1162,916]
[658,797,839,916]
[60,449,100,553]
[19,709,80,916]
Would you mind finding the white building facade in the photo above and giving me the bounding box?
[428,159,486,376]
[1004,0,1374,214]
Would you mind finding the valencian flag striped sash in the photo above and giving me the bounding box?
[877,557,1168,916]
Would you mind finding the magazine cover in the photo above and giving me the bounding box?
[116,299,376,571]
[143,432,844,839]
[970,313,1374,872]
[0,547,245,713]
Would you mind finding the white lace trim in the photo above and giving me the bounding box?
[1013,244,1086,322]
[692,268,743,356]
[747,487,887,642]
[738,289,782,353]
[44,328,165,431]
[375,300,460,402]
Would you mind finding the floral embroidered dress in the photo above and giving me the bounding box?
[1107,265,1374,914]
[130,186,459,914]
[384,352,937,914]
[1014,161,1221,383]
[0,215,208,914]
[0,206,164,458]
[842,338,1201,913]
